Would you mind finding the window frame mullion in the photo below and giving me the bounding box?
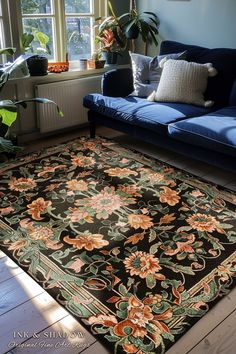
[54,0,66,62]
[4,0,22,58]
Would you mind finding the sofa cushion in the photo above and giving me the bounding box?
[129,52,162,97]
[229,79,236,106]
[102,68,134,97]
[160,40,236,107]
[83,94,211,135]
[148,59,217,107]
[168,107,236,156]
[129,51,187,98]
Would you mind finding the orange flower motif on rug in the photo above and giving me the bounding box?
[8,177,37,192]
[27,197,52,220]
[128,214,153,229]
[64,233,109,251]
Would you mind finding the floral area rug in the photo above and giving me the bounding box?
[0,136,236,354]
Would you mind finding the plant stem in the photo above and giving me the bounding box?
[130,0,137,11]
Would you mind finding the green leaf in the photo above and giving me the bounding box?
[21,33,34,49]
[0,107,17,127]
[118,284,128,296]
[60,289,71,301]
[118,302,128,311]
[0,137,22,153]
[0,72,10,93]
[219,223,233,229]
[104,334,121,342]
[149,229,157,242]
[35,31,49,47]
[117,309,127,319]
[95,327,110,334]
[177,226,192,233]
[149,242,159,254]
[15,98,63,117]
[161,258,195,275]
[146,274,156,289]
[0,47,16,56]
[162,331,175,341]
[89,265,98,275]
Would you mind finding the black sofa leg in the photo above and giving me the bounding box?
[89,121,96,138]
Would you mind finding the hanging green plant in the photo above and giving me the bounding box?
[118,8,160,46]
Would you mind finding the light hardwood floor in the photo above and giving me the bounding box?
[0,127,236,354]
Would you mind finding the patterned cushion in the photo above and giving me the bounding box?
[148,59,217,107]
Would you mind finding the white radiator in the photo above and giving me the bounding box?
[35,76,102,133]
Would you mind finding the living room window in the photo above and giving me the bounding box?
[2,0,107,62]
[20,0,105,61]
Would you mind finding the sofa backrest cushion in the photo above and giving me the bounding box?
[102,68,134,97]
[160,40,236,107]
[129,52,162,97]
[148,59,217,107]
[229,79,236,106]
[129,51,186,98]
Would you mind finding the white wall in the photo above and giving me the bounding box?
[136,0,236,56]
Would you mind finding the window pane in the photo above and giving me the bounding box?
[65,0,91,14]
[21,0,52,15]
[22,18,54,59]
[66,17,92,60]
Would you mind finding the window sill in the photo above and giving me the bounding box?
[8,64,130,84]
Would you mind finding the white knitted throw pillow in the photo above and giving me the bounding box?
[148,59,217,107]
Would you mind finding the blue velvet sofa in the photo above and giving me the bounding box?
[83,41,236,172]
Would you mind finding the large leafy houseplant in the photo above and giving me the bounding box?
[118,0,159,53]
[0,52,63,158]
[95,1,159,55]
[95,1,127,54]
[20,31,51,76]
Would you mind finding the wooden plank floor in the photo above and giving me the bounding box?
[0,127,236,354]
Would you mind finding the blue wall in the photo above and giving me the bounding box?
[136,0,236,55]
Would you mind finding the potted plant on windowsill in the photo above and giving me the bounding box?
[94,1,127,65]
[21,31,51,76]
[87,51,106,69]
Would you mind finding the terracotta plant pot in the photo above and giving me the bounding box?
[87,59,106,69]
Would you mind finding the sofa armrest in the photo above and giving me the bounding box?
[102,68,133,97]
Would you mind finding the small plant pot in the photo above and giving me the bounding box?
[87,59,106,69]
[27,55,48,76]
[79,59,88,70]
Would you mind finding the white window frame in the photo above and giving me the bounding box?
[0,0,13,63]
[0,1,4,61]
[3,0,107,62]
